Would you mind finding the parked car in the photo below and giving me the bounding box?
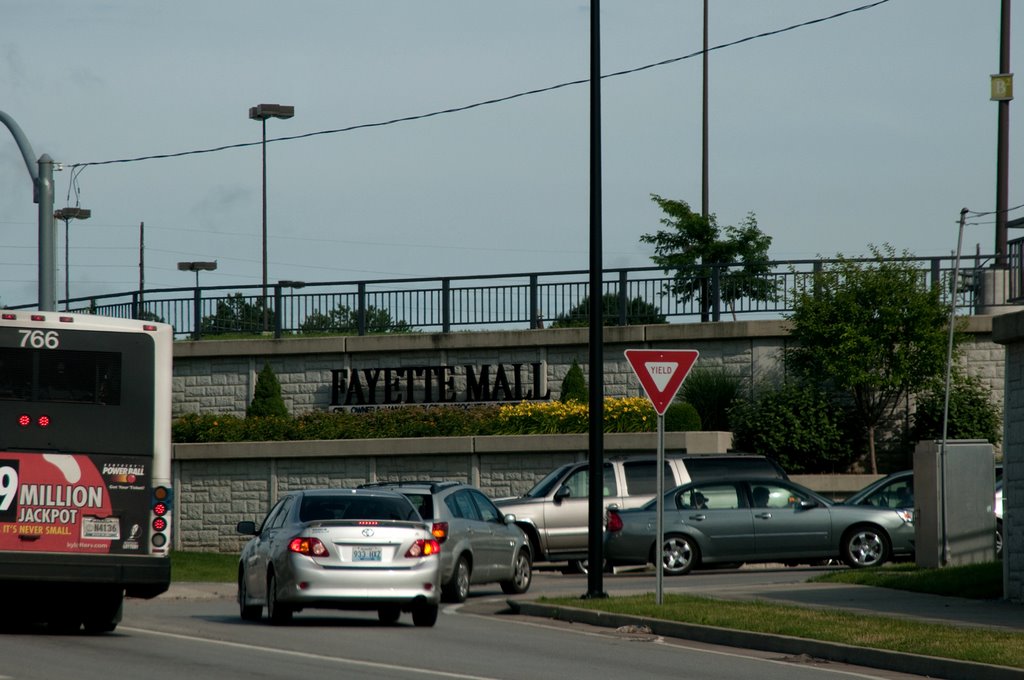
[495,454,788,572]
[359,480,532,602]
[604,477,916,575]
[236,488,442,626]
[841,467,1003,558]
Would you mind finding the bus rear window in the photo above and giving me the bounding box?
[0,347,122,405]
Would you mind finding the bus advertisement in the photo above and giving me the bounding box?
[0,311,172,633]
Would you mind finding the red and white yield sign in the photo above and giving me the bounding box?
[624,349,699,415]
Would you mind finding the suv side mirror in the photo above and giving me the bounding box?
[554,485,571,503]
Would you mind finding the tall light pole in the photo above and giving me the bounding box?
[54,207,91,311]
[249,103,295,332]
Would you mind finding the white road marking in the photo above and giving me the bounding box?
[119,626,502,680]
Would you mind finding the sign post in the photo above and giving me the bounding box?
[624,349,699,604]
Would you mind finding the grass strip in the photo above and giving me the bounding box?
[541,591,1023,668]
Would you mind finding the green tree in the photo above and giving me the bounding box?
[911,372,1002,445]
[551,293,666,328]
[641,195,775,322]
[300,304,411,334]
[559,359,588,402]
[786,244,955,473]
[247,362,288,418]
[201,293,272,336]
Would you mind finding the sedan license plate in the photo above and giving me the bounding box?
[353,546,382,562]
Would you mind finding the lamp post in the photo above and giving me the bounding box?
[177,260,218,288]
[54,207,91,311]
[249,103,295,332]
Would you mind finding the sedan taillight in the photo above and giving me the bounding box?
[606,511,623,533]
[289,536,330,557]
[405,539,441,558]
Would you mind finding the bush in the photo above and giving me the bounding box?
[247,363,288,418]
[729,381,859,474]
[911,372,1002,444]
[560,359,588,402]
[680,368,743,431]
[664,401,701,432]
[172,397,708,443]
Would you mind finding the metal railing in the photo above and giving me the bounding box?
[7,255,1002,339]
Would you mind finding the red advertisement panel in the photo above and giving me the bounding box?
[0,452,151,555]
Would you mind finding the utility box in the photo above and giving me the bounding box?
[914,440,996,568]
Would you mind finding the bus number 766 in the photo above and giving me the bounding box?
[18,330,60,349]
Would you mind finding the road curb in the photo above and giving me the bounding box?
[509,601,1024,680]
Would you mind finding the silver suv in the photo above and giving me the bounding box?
[494,454,787,572]
[360,481,532,602]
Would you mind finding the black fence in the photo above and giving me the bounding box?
[10,255,1003,340]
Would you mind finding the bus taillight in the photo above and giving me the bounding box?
[37,415,50,427]
[18,415,30,427]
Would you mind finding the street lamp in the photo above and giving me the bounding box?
[177,260,218,287]
[54,207,91,311]
[249,103,295,332]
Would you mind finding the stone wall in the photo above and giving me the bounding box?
[171,432,879,554]
[172,317,1001,418]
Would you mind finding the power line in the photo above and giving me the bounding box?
[67,1,891,172]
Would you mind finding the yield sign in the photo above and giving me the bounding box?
[624,349,699,415]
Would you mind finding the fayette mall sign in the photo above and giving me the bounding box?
[330,362,551,412]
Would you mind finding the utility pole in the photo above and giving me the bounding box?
[995,0,1012,267]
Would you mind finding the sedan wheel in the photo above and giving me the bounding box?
[412,603,438,627]
[660,535,699,576]
[500,549,532,594]
[238,570,262,621]
[841,526,890,568]
[442,555,471,603]
[266,573,293,625]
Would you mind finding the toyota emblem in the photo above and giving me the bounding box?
[361,528,375,537]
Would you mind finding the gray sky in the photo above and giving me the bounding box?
[0,1,1020,308]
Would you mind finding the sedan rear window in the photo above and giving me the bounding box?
[300,496,419,522]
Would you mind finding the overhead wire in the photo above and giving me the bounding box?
[65,1,891,173]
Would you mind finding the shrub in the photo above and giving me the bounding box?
[680,368,743,431]
[560,359,588,402]
[247,363,288,418]
[664,401,701,432]
[172,397,707,443]
[911,372,1002,444]
[729,381,859,474]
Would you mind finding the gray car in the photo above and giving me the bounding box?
[604,478,916,575]
[360,481,532,602]
[236,488,442,626]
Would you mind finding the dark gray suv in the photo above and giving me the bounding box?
[360,481,532,602]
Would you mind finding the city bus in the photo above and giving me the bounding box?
[0,311,173,632]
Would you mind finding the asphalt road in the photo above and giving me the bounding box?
[0,567,931,680]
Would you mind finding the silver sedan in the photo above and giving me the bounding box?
[604,478,915,575]
[236,488,442,626]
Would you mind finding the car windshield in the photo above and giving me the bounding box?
[523,464,575,498]
[299,495,420,522]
